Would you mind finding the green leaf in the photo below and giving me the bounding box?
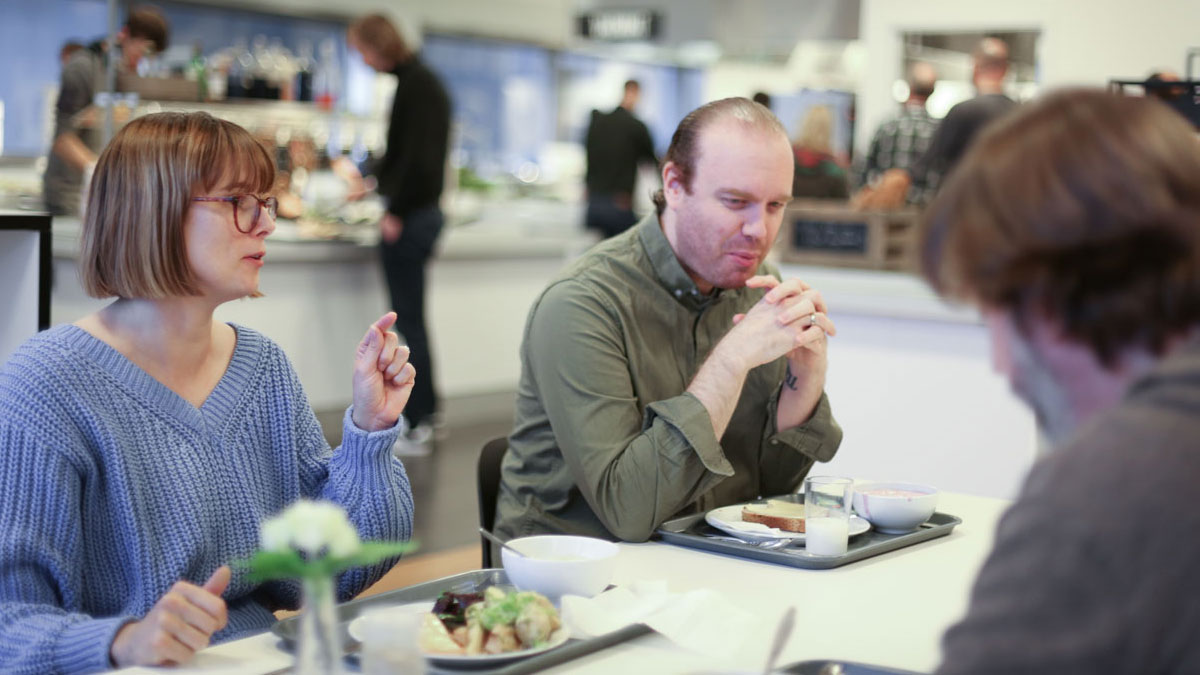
[231,540,420,582]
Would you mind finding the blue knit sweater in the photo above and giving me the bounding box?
[0,324,414,674]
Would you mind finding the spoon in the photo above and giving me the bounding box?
[762,606,796,675]
[478,527,526,558]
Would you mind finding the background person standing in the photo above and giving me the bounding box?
[584,79,658,238]
[349,13,451,452]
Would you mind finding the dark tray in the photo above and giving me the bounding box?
[655,498,961,570]
[781,659,925,674]
[270,568,655,674]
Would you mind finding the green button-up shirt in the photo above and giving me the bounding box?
[494,214,843,542]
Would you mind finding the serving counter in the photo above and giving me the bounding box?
[45,198,1038,500]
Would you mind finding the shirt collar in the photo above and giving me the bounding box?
[636,213,723,311]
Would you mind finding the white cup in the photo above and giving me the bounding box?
[804,476,854,556]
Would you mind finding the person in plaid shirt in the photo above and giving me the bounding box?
[856,62,940,191]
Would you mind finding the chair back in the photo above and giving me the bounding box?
[477,436,509,568]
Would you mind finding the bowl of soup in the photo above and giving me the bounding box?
[501,535,619,600]
[852,482,939,534]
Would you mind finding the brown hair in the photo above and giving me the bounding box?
[348,13,410,64]
[80,111,275,299]
[652,97,788,215]
[126,6,169,54]
[921,89,1200,367]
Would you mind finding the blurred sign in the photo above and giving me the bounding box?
[577,10,662,42]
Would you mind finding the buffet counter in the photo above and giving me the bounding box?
[46,200,1037,500]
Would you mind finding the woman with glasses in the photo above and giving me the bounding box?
[0,112,416,671]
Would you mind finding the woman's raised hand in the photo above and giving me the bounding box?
[351,312,416,432]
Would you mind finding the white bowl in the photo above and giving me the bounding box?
[852,482,939,534]
[501,535,619,599]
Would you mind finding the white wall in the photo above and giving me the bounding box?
[856,0,1200,152]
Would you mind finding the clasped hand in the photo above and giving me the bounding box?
[726,275,836,372]
[351,312,417,432]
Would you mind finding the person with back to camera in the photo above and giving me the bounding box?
[0,112,416,672]
[790,104,850,200]
[584,79,659,238]
[854,61,940,193]
[924,90,1200,673]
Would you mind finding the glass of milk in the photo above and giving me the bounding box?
[804,476,854,556]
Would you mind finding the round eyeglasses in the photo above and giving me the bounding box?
[192,194,278,233]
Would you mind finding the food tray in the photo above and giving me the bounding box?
[655,500,961,570]
[271,567,508,649]
[270,568,655,674]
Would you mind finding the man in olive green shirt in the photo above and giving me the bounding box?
[495,98,843,543]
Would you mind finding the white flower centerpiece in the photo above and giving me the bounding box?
[237,500,417,675]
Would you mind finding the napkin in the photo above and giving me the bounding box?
[561,580,764,660]
[718,520,783,535]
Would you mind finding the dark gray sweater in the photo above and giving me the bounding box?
[937,336,1200,674]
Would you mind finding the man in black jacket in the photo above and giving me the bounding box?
[584,80,658,238]
[349,13,451,451]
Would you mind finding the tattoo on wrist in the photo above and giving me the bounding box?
[784,365,799,391]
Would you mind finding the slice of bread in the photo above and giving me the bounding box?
[741,500,806,533]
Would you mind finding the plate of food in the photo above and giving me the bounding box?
[348,586,569,668]
[705,498,871,544]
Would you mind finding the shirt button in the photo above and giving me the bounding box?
[770,440,779,445]
[674,289,682,298]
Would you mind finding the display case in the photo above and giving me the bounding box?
[774,200,921,273]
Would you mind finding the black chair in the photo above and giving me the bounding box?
[477,436,509,568]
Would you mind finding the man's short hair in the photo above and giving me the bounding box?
[80,112,275,299]
[972,37,1009,74]
[126,6,169,54]
[624,79,640,93]
[908,62,937,99]
[652,97,788,215]
[348,13,410,64]
[921,89,1200,367]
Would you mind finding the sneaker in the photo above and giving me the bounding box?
[391,423,435,457]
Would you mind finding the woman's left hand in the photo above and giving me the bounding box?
[351,312,416,432]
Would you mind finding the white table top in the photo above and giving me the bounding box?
[116,492,1009,674]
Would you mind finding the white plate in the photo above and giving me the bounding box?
[705,503,871,544]
[347,601,571,669]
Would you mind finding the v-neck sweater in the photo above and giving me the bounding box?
[0,324,414,674]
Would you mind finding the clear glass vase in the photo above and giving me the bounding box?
[295,575,345,675]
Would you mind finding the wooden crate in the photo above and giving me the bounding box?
[774,200,921,272]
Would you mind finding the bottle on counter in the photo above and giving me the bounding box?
[188,42,208,101]
[313,38,340,111]
[226,38,251,99]
[294,40,314,103]
[249,35,272,99]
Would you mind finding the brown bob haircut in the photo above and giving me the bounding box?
[348,13,410,64]
[80,111,275,299]
[921,89,1200,367]
[652,97,787,215]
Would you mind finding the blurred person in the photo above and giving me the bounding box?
[906,37,1017,206]
[0,112,416,671]
[348,13,452,453]
[495,97,843,545]
[59,40,84,67]
[924,90,1200,673]
[1145,69,1187,101]
[584,79,659,238]
[42,6,169,216]
[791,105,849,200]
[854,61,940,191]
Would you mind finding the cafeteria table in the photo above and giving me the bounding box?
[116,492,1009,674]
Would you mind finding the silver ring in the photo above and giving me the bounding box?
[809,313,818,326]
